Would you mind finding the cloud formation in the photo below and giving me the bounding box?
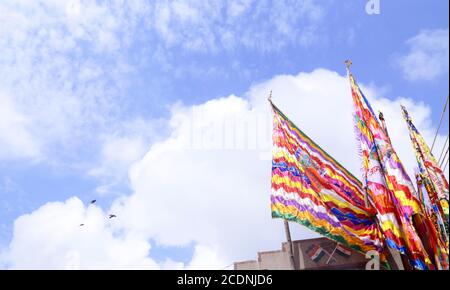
[396,29,449,81]
[0,0,327,164]
[0,90,40,160]
[0,0,149,161]
[151,0,324,52]
[3,197,158,269]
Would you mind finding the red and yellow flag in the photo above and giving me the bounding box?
[348,69,439,269]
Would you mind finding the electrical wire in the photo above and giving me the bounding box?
[438,136,449,164]
[431,95,449,153]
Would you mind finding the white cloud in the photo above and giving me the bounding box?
[227,0,253,18]
[396,29,449,81]
[88,118,166,195]
[3,197,159,269]
[186,245,230,270]
[0,90,40,160]
[150,0,325,52]
[3,69,447,269]
[0,0,150,161]
[88,135,147,196]
[0,0,328,163]
[89,136,147,179]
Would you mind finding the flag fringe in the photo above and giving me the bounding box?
[352,114,366,184]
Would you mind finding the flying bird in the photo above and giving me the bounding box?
[90,199,96,204]
[79,223,84,227]
[108,214,117,219]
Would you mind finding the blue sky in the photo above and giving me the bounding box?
[0,0,448,269]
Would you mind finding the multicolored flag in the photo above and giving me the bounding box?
[270,102,387,265]
[402,106,449,232]
[347,64,441,269]
[402,106,449,268]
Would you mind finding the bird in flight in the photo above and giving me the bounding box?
[90,199,96,204]
[79,224,84,227]
[108,214,117,219]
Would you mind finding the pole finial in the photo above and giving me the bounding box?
[345,59,353,71]
[400,105,410,120]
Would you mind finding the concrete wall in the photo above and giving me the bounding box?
[234,237,368,270]
[234,260,259,270]
[258,250,292,270]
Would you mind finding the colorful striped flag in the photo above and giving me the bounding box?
[402,106,449,269]
[348,70,437,269]
[270,102,386,265]
[402,106,449,232]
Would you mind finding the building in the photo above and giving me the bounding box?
[234,237,403,270]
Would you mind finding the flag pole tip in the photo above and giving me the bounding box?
[344,60,353,70]
[400,105,409,116]
[268,90,273,103]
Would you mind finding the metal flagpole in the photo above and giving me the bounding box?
[283,220,297,270]
[269,91,297,270]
